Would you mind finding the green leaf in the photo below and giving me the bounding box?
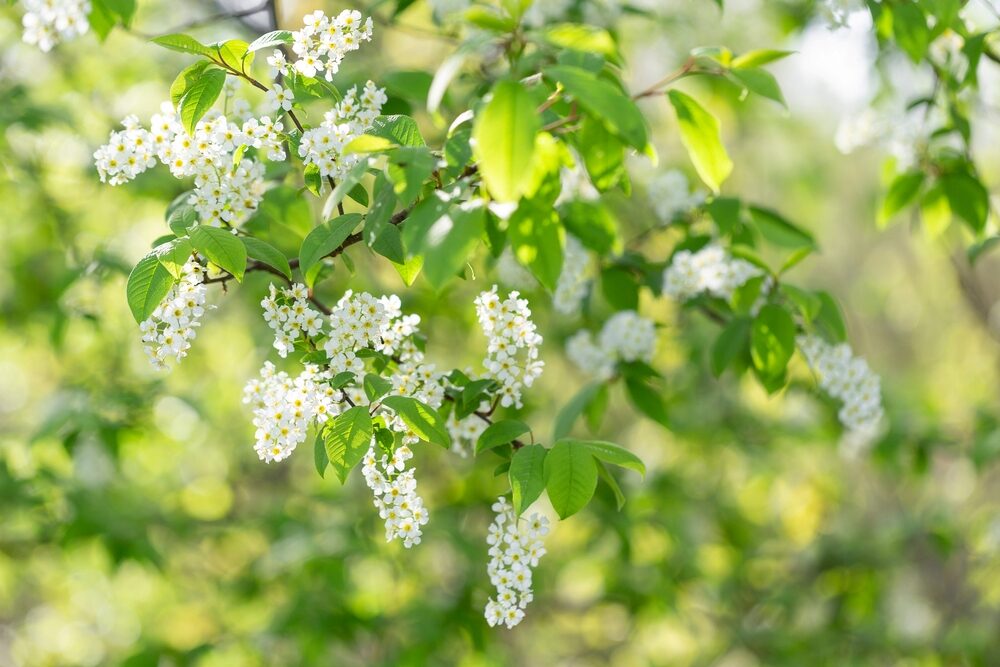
[387,146,436,206]
[314,433,328,478]
[508,203,563,290]
[731,49,794,69]
[421,204,485,289]
[780,284,822,324]
[624,377,670,427]
[324,160,369,217]
[363,374,393,402]
[543,440,598,520]
[473,80,539,202]
[601,266,638,310]
[477,420,531,454]
[892,2,930,63]
[544,65,648,150]
[212,39,253,73]
[324,406,374,484]
[155,238,193,279]
[510,444,548,516]
[173,64,226,135]
[189,225,247,281]
[343,134,397,155]
[573,117,627,192]
[879,170,925,225]
[561,200,620,254]
[240,237,292,280]
[567,439,645,476]
[541,23,618,59]
[815,291,847,343]
[596,462,626,510]
[380,396,452,448]
[729,68,785,107]
[126,253,176,323]
[303,163,323,197]
[299,214,363,283]
[370,115,426,147]
[748,206,816,250]
[711,317,750,377]
[940,171,989,233]
[750,304,795,386]
[667,90,732,193]
[248,30,293,52]
[167,204,198,237]
[553,382,604,440]
[392,255,423,286]
[152,33,213,57]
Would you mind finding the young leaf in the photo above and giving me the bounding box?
[174,65,227,135]
[380,396,452,448]
[248,30,293,52]
[155,238,193,279]
[554,382,605,440]
[748,206,816,250]
[543,440,598,520]
[508,203,563,290]
[667,90,732,193]
[126,253,176,323]
[189,225,247,281]
[711,317,750,377]
[731,49,794,69]
[314,433,329,478]
[624,377,670,427]
[879,170,925,225]
[363,373,393,402]
[370,115,426,147]
[510,444,548,515]
[473,80,539,202]
[324,406,374,483]
[596,462,626,510]
[240,237,292,280]
[477,420,531,454]
[422,204,485,289]
[152,33,213,57]
[940,171,989,233]
[299,213,363,282]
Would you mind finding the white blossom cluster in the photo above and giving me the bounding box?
[94,104,285,226]
[138,261,209,370]
[483,497,549,629]
[298,81,387,182]
[242,362,337,463]
[20,0,90,52]
[797,335,884,443]
[566,310,658,380]
[495,249,536,290]
[817,0,863,28]
[474,286,544,409]
[445,408,489,457]
[267,9,373,81]
[663,244,765,302]
[553,235,591,316]
[260,283,326,358]
[648,169,705,224]
[361,443,429,548]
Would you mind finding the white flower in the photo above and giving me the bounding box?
[362,442,428,548]
[797,334,883,450]
[139,261,211,370]
[289,9,374,82]
[663,243,766,302]
[553,235,591,316]
[567,311,658,379]
[483,497,548,629]
[264,84,294,113]
[298,81,387,183]
[648,170,705,223]
[474,286,544,409]
[20,0,90,52]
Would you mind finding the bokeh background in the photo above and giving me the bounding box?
[4,0,1000,665]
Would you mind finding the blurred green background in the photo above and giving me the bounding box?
[4,1,1000,665]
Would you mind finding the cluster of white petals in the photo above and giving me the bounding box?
[484,497,549,629]
[566,311,658,380]
[21,0,89,52]
[94,104,285,226]
[361,443,428,548]
[797,335,884,445]
[261,284,326,358]
[648,170,705,223]
[272,9,374,81]
[553,235,591,316]
[663,243,765,302]
[242,362,337,463]
[495,249,536,290]
[474,287,544,409]
[139,261,209,370]
[298,81,387,182]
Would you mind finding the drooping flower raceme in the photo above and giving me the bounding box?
[138,261,209,370]
[648,169,705,223]
[242,362,337,463]
[20,0,90,52]
[566,310,658,380]
[94,104,285,226]
[663,243,765,302]
[275,9,374,81]
[553,234,591,316]
[797,335,884,442]
[298,81,387,182]
[474,287,544,409]
[484,497,549,629]
[261,283,326,358]
[361,443,429,548]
